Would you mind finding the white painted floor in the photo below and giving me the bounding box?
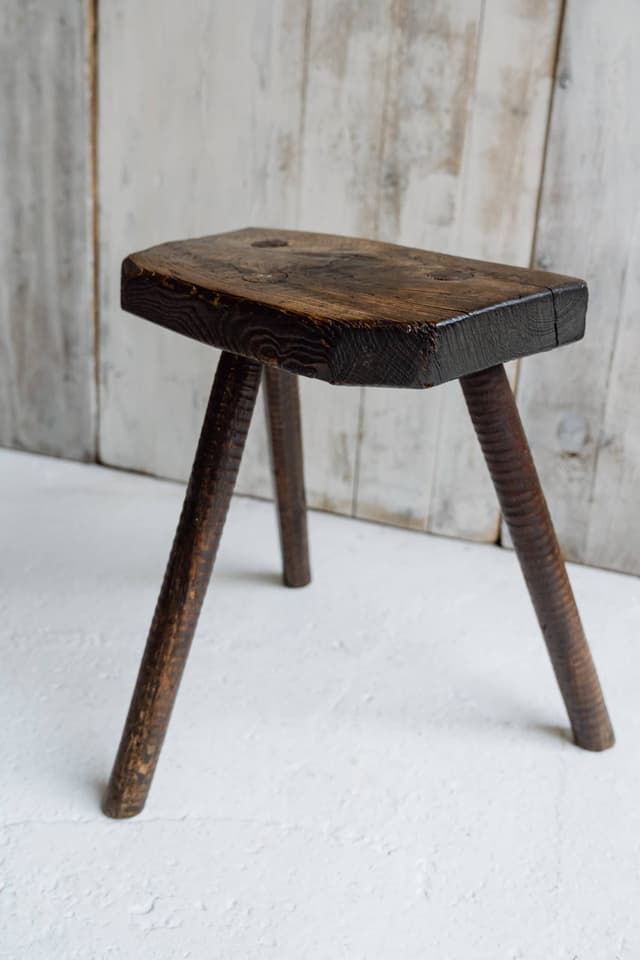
[1,448,639,958]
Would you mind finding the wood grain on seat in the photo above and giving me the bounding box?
[121,227,587,387]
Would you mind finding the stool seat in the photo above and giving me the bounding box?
[122,227,587,388]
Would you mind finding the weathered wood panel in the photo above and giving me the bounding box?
[226,0,395,514]
[427,0,563,540]
[99,0,395,517]
[355,0,563,539]
[0,0,95,460]
[98,0,307,486]
[284,0,394,514]
[515,0,640,575]
[354,0,483,530]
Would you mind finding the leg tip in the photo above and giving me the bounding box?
[573,722,615,753]
[283,575,311,588]
[102,782,147,819]
[283,565,311,588]
[102,798,146,819]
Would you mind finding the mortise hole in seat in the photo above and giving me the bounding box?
[251,238,289,248]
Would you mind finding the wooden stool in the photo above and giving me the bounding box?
[104,228,614,819]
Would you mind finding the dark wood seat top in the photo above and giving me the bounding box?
[122,227,587,388]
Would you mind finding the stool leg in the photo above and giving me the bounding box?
[460,364,614,751]
[264,367,311,588]
[104,352,262,818]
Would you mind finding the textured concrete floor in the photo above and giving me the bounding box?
[1,448,639,959]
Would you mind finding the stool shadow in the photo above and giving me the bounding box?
[93,777,109,815]
[215,567,283,588]
[526,722,573,745]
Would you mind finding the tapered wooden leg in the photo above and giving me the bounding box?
[460,364,614,751]
[104,352,262,818]
[264,366,311,588]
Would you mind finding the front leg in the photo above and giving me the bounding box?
[104,351,262,818]
[460,364,614,752]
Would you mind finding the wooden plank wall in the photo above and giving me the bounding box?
[5,1,640,576]
[0,0,95,460]
[98,0,561,539]
[98,1,308,482]
[515,0,640,576]
[354,0,562,540]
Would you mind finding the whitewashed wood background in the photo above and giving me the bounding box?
[3,0,640,576]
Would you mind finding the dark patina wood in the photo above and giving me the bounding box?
[461,364,614,752]
[264,367,311,588]
[121,228,587,388]
[104,351,262,818]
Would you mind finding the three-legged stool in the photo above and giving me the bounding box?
[104,228,614,819]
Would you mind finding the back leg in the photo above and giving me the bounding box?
[264,366,311,588]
